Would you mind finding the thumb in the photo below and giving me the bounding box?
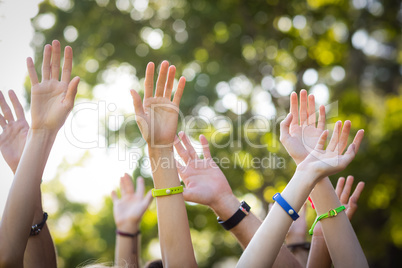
[279,113,292,142]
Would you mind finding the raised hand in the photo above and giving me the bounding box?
[174,132,233,209]
[111,174,153,233]
[294,117,364,180]
[0,90,29,173]
[27,40,80,131]
[335,175,365,220]
[280,90,326,165]
[130,61,185,147]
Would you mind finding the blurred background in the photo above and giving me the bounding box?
[0,0,401,267]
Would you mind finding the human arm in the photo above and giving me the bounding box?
[174,131,302,267]
[280,90,368,267]
[307,176,365,268]
[0,89,57,268]
[111,174,153,268]
[0,40,79,267]
[236,113,362,267]
[285,204,309,268]
[130,61,197,267]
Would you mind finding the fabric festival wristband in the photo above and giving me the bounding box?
[116,230,141,238]
[309,205,346,235]
[152,185,183,197]
[272,193,299,221]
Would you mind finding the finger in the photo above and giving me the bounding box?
[155,61,169,97]
[315,130,328,150]
[317,105,326,130]
[51,40,61,80]
[8,90,26,121]
[65,76,80,106]
[336,120,351,154]
[42,44,52,81]
[290,92,298,125]
[279,113,292,142]
[144,190,154,208]
[136,176,145,198]
[346,181,365,220]
[352,129,365,153]
[176,159,186,175]
[172,76,186,106]
[0,91,15,122]
[174,135,191,163]
[327,121,342,151]
[144,62,155,99]
[199,134,212,159]
[164,65,176,100]
[340,143,356,166]
[335,177,346,199]
[307,94,316,125]
[299,89,308,125]
[111,190,119,202]
[0,114,6,128]
[26,57,39,86]
[340,175,354,204]
[130,89,145,116]
[61,46,73,83]
[179,131,198,159]
[350,181,365,205]
[121,173,135,196]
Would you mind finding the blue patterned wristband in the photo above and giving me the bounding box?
[272,193,300,221]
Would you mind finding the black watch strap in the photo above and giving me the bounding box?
[218,201,250,230]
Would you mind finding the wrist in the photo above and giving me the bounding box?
[294,165,321,186]
[29,128,58,142]
[116,221,140,234]
[211,193,240,220]
[148,146,174,157]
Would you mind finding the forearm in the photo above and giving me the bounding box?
[309,177,368,267]
[212,194,302,267]
[24,190,57,268]
[307,230,331,268]
[149,148,197,267]
[115,225,140,268]
[237,171,314,268]
[0,130,56,266]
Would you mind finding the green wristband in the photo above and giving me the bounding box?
[152,185,184,197]
[309,205,346,235]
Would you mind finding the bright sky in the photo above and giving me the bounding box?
[0,0,143,215]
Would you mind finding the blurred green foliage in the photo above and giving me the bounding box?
[31,0,401,267]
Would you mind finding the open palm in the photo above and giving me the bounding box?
[27,40,80,131]
[280,90,326,165]
[296,120,364,180]
[0,90,29,173]
[131,61,185,147]
[111,174,153,232]
[174,132,233,208]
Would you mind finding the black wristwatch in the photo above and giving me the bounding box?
[218,201,250,230]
